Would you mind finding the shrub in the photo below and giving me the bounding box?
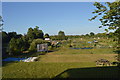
[29,39,49,52]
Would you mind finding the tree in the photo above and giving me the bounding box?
[16,34,22,38]
[108,32,114,38]
[58,31,66,40]
[8,38,17,55]
[29,39,48,52]
[33,26,44,39]
[85,34,89,36]
[44,33,50,38]
[2,31,9,43]
[90,1,120,67]
[90,32,95,36]
[89,1,120,48]
[27,26,44,43]
[27,27,35,42]
[8,38,25,55]
[22,35,30,50]
[0,16,3,31]
[8,32,17,39]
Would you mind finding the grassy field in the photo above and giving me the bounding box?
[2,48,119,79]
[2,62,119,79]
[39,54,117,63]
[2,62,95,78]
[2,38,120,79]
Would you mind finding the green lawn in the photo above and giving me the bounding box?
[2,62,119,79]
[2,62,95,78]
[39,54,117,62]
[47,48,116,55]
[2,43,119,79]
[2,51,119,79]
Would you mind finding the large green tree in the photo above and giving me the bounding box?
[89,1,120,48]
[33,26,44,39]
[90,32,95,36]
[8,38,25,55]
[27,27,35,42]
[27,26,44,43]
[90,1,120,66]
[2,31,9,43]
[58,31,66,40]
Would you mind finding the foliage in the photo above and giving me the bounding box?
[8,38,25,55]
[44,33,50,38]
[27,26,44,43]
[29,39,48,52]
[7,32,22,40]
[90,32,95,36]
[21,35,30,50]
[27,27,35,42]
[58,31,66,40]
[89,1,120,48]
[90,2,120,30]
[33,26,44,39]
[50,35,59,40]
[2,31,9,43]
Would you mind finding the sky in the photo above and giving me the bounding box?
[1,0,116,2]
[2,2,109,35]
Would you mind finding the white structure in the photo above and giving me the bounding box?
[98,37,100,39]
[45,38,50,41]
[37,43,48,52]
[22,57,38,62]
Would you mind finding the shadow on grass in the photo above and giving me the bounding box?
[53,66,120,79]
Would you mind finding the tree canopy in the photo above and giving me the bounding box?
[58,31,66,40]
[90,2,120,29]
[90,32,95,36]
[27,26,44,43]
[8,38,25,55]
[44,33,50,38]
[90,1,120,48]
[29,39,48,52]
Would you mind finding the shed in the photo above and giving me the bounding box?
[37,43,48,52]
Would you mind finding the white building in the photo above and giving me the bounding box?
[45,38,50,41]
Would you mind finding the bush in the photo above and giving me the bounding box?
[29,39,49,52]
[8,38,25,55]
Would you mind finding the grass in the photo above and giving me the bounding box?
[2,62,95,78]
[39,54,117,62]
[47,47,116,55]
[2,38,119,79]
[2,51,118,79]
[55,66,119,78]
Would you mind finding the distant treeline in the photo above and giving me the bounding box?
[2,26,118,57]
[2,26,67,57]
[50,32,117,40]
